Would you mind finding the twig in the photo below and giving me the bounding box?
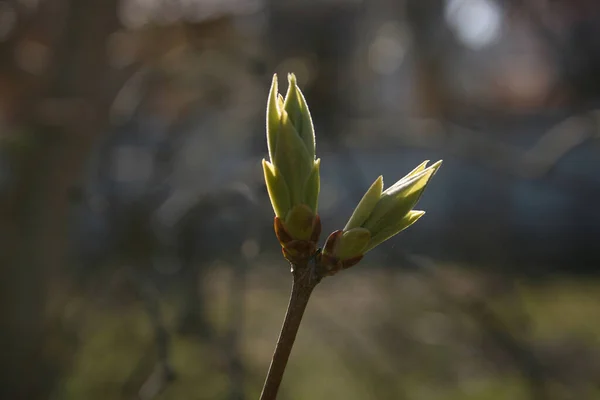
[259,259,323,400]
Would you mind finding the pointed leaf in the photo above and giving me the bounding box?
[262,159,291,218]
[365,210,425,252]
[337,228,371,259]
[266,74,281,162]
[385,160,429,193]
[303,159,320,213]
[369,160,441,234]
[383,161,441,198]
[283,74,304,135]
[274,110,313,204]
[363,162,440,232]
[283,73,315,159]
[344,176,383,230]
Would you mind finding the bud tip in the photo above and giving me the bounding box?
[288,73,297,86]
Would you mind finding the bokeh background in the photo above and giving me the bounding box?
[1,0,600,399]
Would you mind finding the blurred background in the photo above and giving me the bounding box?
[1,0,600,399]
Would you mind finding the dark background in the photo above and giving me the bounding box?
[1,0,600,399]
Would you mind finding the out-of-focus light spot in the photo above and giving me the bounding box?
[368,21,409,75]
[445,0,502,50]
[499,54,554,107]
[107,31,137,69]
[119,0,154,29]
[241,239,260,259]
[275,56,315,87]
[0,2,17,42]
[15,40,50,75]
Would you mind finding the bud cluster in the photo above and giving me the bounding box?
[262,73,441,271]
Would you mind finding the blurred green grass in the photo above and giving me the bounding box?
[51,260,600,400]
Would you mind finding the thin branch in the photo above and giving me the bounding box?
[259,260,322,400]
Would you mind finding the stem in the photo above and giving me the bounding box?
[259,262,321,400]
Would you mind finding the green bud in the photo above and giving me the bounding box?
[284,204,317,241]
[344,176,383,231]
[303,159,321,213]
[336,228,371,260]
[274,111,313,205]
[262,159,291,219]
[399,160,429,181]
[266,75,280,162]
[322,160,441,270]
[363,161,442,233]
[283,74,316,159]
[365,210,425,252]
[263,73,321,255]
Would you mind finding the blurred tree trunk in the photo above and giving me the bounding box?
[405,0,451,117]
[0,0,122,398]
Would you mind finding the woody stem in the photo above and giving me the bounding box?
[259,260,321,400]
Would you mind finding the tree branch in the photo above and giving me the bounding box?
[259,260,322,400]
